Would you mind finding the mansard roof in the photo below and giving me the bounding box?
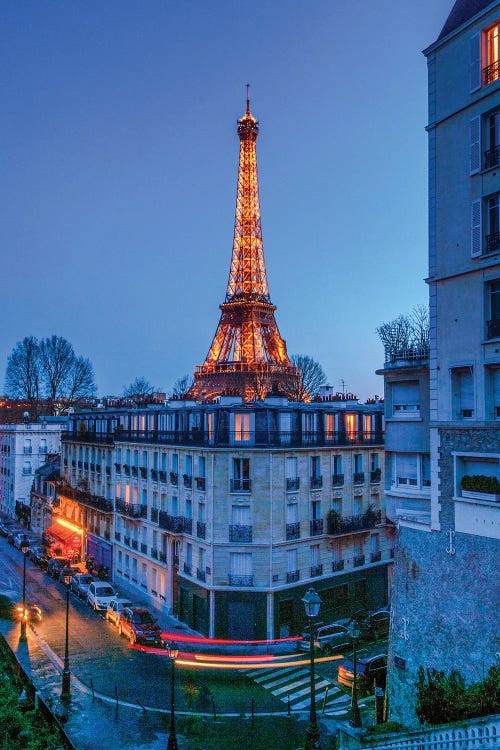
[438,0,497,40]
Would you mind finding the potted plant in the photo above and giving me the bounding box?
[460,474,500,501]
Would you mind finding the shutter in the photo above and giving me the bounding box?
[286,502,298,524]
[286,456,297,478]
[470,32,481,91]
[231,505,250,525]
[286,549,297,573]
[471,199,482,257]
[459,370,474,411]
[470,116,481,173]
[396,454,418,481]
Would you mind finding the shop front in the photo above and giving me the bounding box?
[43,518,82,562]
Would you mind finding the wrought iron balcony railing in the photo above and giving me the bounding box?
[486,232,500,255]
[229,525,252,543]
[487,318,500,339]
[353,472,365,484]
[286,570,300,583]
[286,477,300,492]
[170,471,178,485]
[332,473,344,487]
[230,478,251,493]
[370,468,381,483]
[159,551,167,563]
[23,447,32,454]
[151,469,158,481]
[114,463,121,473]
[58,484,114,513]
[310,476,323,489]
[483,59,500,85]
[332,560,344,572]
[196,568,206,582]
[131,466,138,477]
[124,536,131,546]
[484,145,500,169]
[196,476,206,491]
[310,519,324,536]
[123,464,130,476]
[159,470,167,483]
[353,554,365,567]
[197,521,206,539]
[106,466,111,476]
[131,539,138,550]
[140,543,147,554]
[150,507,159,523]
[370,550,382,563]
[115,499,147,519]
[286,522,300,540]
[183,563,192,575]
[115,531,121,542]
[183,474,192,488]
[228,574,253,587]
[326,509,382,536]
[158,511,191,534]
[310,564,323,577]
[151,548,158,560]
[140,467,147,479]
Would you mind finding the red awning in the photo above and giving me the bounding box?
[44,524,80,543]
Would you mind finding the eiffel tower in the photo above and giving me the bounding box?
[189,90,299,402]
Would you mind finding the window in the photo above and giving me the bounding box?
[345,414,357,440]
[311,499,320,520]
[171,495,178,516]
[484,22,500,85]
[333,455,342,475]
[354,454,363,473]
[370,453,379,472]
[232,458,251,492]
[186,543,192,567]
[229,552,252,582]
[394,453,418,487]
[488,368,500,418]
[310,456,321,479]
[23,439,32,454]
[287,549,297,573]
[185,455,192,477]
[198,501,206,523]
[286,502,298,524]
[206,413,214,441]
[353,496,362,516]
[325,414,334,439]
[310,544,319,567]
[487,280,500,339]
[185,496,192,520]
[199,548,206,573]
[485,110,500,169]
[172,454,178,473]
[451,367,475,419]
[286,457,297,479]
[392,381,420,417]
[198,456,206,478]
[234,413,250,441]
[486,194,500,255]
[331,543,342,564]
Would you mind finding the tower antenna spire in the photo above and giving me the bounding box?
[246,83,250,114]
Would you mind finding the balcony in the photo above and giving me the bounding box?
[196,568,206,582]
[353,554,365,567]
[23,447,32,454]
[131,466,138,477]
[90,463,95,472]
[140,467,147,479]
[332,474,344,487]
[228,574,253,587]
[105,466,111,476]
[485,146,500,170]
[326,509,382,536]
[309,519,324,536]
[196,521,206,539]
[332,560,344,572]
[131,539,138,550]
[104,530,110,540]
[483,59,500,85]
[196,476,206,491]
[78,461,83,468]
[115,499,147,519]
[159,470,167,483]
[486,232,500,255]
[229,525,253,543]
[96,464,101,474]
[114,532,121,542]
[150,507,159,523]
[230,478,251,493]
[286,570,300,583]
[487,318,500,339]
[170,471,178,485]
[286,522,300,540]
[124,536,131,547]
[58,484,114,513]
[310,564,323,577]
[22,468,31,475]
[310,476,323,490]
[158,511,191,534]
[286,477,300,492]
[353,472,365,484]
[123,465,130,476]
[370,468,381,483]
[183,563,192,575]
[151,548,158,560]
[159,551,167,563]
[151,469,158,482]
[140,542,147,554]
[183,474,192,488]
[39,446,48,454]
[370,550,382,563]
[114,463,121,473]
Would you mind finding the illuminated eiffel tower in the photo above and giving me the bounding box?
[189,89,299,402]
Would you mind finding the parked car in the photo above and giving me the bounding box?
[29,545,49,569]
[87,581,116,611]
[47,556,69,579]
[58,565,79,584]
[106,597,134,627]
[299,622,352,655]
[118,607,162,645]
[337,653,387,694]
[365,609,390,640]
[71,573,94,599]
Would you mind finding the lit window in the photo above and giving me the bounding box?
[325,414,334,439]
[484,22,500,85]
[234,413,250,441]
[345,414,356,440]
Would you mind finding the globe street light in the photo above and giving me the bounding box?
[61,573,72,704]
[167,641,179,750]
[19,540,30,642]
[302,587,322,750]
[349,621,362,728]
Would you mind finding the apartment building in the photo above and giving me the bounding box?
[60,395,392,639]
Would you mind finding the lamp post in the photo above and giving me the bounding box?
[302,587,322,750]
[61,574,72,704]
[19,540,30,642]
[349,622,362,728]
[167,641,179,750]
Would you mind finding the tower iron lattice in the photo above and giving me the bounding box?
[189,89,299,402]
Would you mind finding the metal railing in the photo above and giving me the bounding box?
[229,525,252,543]
[196,568,206,582]
[228,574,253,587]
[286,477,300,491]
[353,554,365,567]
[183,474,192,488]
[486,232,500,255]
[484,145,500,169]
[326,509,382,536]
[286,522,300,540]
[158,511,191,534]
[196,476,206,491]
[483,59,500,85]
[286,570,300,583]
[183,563,192,575]
[310,519,324,536]
[115,499,147,519]
[150,507,159,523]
[332,560,345,572]
[370,468,381,483]
[310,476,323,489]
[170,471,178,485]
[58,484,113,513]
[151,548,158,560]
[310,564,323,577]
[131,539,138,550]
[332,473,344,487]
[353,471,365,484]
[196,521,206,539]
[371,550,382,563]
[487,318,500,339]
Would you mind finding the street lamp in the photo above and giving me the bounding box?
[349,621,362,728]
[302,587,322,750]
[19,540,30,642]
[61,574,72,704]
[166,641,179,750]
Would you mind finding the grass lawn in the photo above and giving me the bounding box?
[175,714,339,750]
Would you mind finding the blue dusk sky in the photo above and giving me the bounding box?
[1,0,452,400]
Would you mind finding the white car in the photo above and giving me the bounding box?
[87,582,116,611]
[106,597,134,626]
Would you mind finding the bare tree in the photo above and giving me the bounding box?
[40,335,75,408]
[172,374,194,398]
[123,377,154,404]
[377,306,430,361]
[289,354,327,401]
[66,357,97,405]
[409,304,430,350]
[5,336,41,412]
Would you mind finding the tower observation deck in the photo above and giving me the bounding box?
[189,91,299,402]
